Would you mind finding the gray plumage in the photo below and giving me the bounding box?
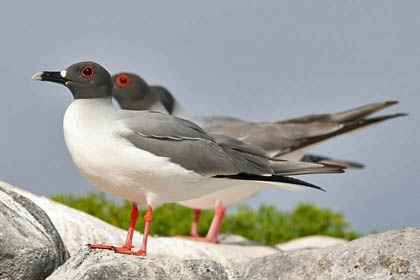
[150,86,177,114]
[282,101,398,123]
[121,110,345,177]
[270,160,345,176]
[200,111,406,158]
[301,154,364,169]
[121,110,271,177]
[199,118,343,157]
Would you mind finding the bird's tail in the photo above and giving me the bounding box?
[281,100,400,124]
[302,154,364,169]
[275,112,407,158]
[328,101,399,123]
[270,160,346,176]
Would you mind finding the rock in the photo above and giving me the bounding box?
[3,181,418,279]
[0,186,69,280]
[276,235,347,251]
[218,233,267,246]
[0,182,135,257]
[47,248,245,280]
[242,227,420,280]
[0,182,279,270]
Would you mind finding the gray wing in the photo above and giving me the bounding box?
[279,101,398,123]
[120,111,272,177]
[200,119,343,156]
[198,112,405,158]
[209,133,273,175]
[193,101,404,158]
[192,116,242,128]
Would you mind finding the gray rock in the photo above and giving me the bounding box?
[242,227,420,280]
[218,233,267,246]
[0,186,69,280]
[0,182,278,270]
[47,248,245,280]
[276,235,347,251]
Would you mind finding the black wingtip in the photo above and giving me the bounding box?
[348,162,365,169]
[278,176,327,192]
[385,100,399,106]
[214,174,327,192]
[371,113,408,122]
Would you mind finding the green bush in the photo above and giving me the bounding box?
[52,192,359,245]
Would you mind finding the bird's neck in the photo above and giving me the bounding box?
[148,101,170,113]
[151,96,189,119]
[66,97,114,119]
[79,96,113,107]
[169,100,188,119]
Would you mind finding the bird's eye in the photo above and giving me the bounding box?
[81,66,95,78]
[117,74,130,87]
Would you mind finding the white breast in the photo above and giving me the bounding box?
[63,99,142,200]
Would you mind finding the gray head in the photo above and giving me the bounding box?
[32,61,113,99]
[112,72,165,111]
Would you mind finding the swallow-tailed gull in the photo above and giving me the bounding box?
[111,72,406,243]
[32,61,345,255]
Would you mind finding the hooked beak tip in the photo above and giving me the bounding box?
[32,72,43,81]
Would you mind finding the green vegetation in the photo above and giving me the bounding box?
[52,192,359,245]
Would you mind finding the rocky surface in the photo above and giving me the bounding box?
[0,182,279,270]
[0,182,126,257]
[3,182,419,280]
[47,248,245,280]
[242,227,420,280]
[276,235,347,251]
[0,186,69,280]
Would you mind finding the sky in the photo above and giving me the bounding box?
[0,1,418,234]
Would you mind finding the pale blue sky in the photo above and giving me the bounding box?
[0,1,418,234]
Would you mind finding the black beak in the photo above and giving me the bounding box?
[32,71,70,85]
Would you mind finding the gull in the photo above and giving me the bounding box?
[111,72,406,243]
[32,61,344,255]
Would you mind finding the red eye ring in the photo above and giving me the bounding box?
[117,74,130,87]
[81,66,95,78]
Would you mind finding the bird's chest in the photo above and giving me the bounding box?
[63,103,119,180]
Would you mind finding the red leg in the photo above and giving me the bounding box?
[176,200,225,244]
[112,203,140,254]
[88,202,139,253]
[134,205,153,256]
[113,205,153,256]
[204,200,225,243]
[191,209,202,237]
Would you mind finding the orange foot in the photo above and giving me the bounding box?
[87,244,114,250]
[113,246,146,256]
[175,235,218,244]
[88,244,146,256]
